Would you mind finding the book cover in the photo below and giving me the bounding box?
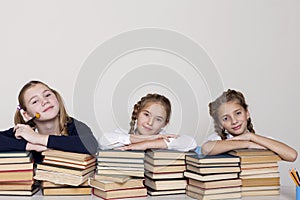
[0,184,39,196]
[144,154,185,166]
[36,163,96,176]
[43,156,97,168]
[144,162,185,173]
[42,149,95,161]
[146,149,195,160]
[97,157,144,164]
[239,166,278,176]
[187,184,241,195]
[186,164,240,174]
[239,154,281,164]
[93,174,131,183]
[241,177,280,187]
[0,169,34,182]
[145,171,184,180]
[147,188,186,196]
[0,154,32,164]
[186,190,242,200]
[42,186,92,196]
[228,148,277,156]
[188,178,242,189]
[185,153,240,164]
[97,149,145,159]
[92,187,147,199]
[96,168,144,177]
[0,162,33,171]
[184,171,239,182]
[0,151,30,158]
[88,177,144,191]
[144,178,187,191]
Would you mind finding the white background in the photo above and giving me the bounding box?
[0,1,299,186]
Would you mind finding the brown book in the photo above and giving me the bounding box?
[186,190,242,200]
[241,177,280,187]
[0,184,39,196]
[239,155,281,164]
[36,163,96,176]
[187,184,241,195]
[42,149,95,161]
[186,164,240,174]
[144,177,187,190]
[88,177,144,190]
[97,150,145,159]
[145,171,184,180]
[147,188,186,196]
[228,148,277,156]
[145,155,185,166]
[0,169,34,182]
[241,162,278,169]
[144,162,185,173]
[185,153,240,164]
[94,174,131,183]
[0,162,33,171]
[43,156,96,169]
[188,178,242,189]
[240,166,278,176]
[43,186,92,196]
[0,180,36,190]
[146,149,195,160]
[184,171,239,182]
[92,187,147,199]
[34,169,94,186]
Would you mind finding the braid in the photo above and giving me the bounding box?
[247,118,255,133]
[128,93,171,134]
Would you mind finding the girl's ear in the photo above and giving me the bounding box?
[22,111,31,122]
[246,109,250,120]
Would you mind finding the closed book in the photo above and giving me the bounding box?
[147,188,186,196]
[88,177,144,190]
[34,169,94,186]
[240,166,278,176]
[144,178,187,191]
[228,148,277,156]
[0,162,33,171]
[186,190,242,200]
[97,157,144,164]
[146,149,195,160]
[241,177,280,187]
[188,178,242,189]
[98,161,144,169]
[186,164,240,174]
[96,168,144,177]
[187,184,241,195]
[97,150,144,159]
[241,189,280,196]
[145,155,185,166]
[0,184,39,196]
[92,187,147,199]
[185,153,240,164]
[0,180,36,190]
[240,155,281,164]
[36,163,96,176]
[0,151,31,158]
[42,149,95,161]
[184,171,238,182]
[145,171,184,180]
[97,166,144,172]
[144,162,185,173]
[240,172,280,179]
[94,174,131,183]
[43,186,92,196]
[241,185,280,191]
[0,154,32,164]
[240,162,278,169]
[186,160,239,168]
[0,169,34,182]
[43,156,96,169]
[42,180,89,188]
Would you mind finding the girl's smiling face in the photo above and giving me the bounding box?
[218,100,250,136]
[23,83,60,121]
[136,102,167,136]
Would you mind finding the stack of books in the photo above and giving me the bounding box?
[144,149,195,196]
[0,151,39,196]
[184,153,242,199]
[34,149,96,196]
[228,148,282,197]
[90,149,147,199]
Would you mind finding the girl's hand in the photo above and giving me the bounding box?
[26,143,48,152]
[247,141,267,149]
[152,134,179,142]
[14,124,37,143]
[117,143,147,151]
[227,132,254,141]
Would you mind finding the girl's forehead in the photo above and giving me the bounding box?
[24,84,49,98]
[218,101,243,114]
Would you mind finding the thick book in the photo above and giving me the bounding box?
[239,166,278,176]
[187,184,241,195]
[0,184,39,196]
[42,186,92,196]
[228,148,277,156]
[96,168,144,177]
[0,153,32,164]
[186,160,239,168]
[241,177,280,187]
[97,149,145,159]
[42,180,89,188]
[186,164,240,174]
[185,153,240,164]
[188,178,242,189]
[34,169,94,186]
[240,162,278,169]
[88,177,144,191]
[147,188,186,196]
[36,163,96,176]
[240,172,280,179]
[145,171,184,180]
[0,151,31,158]
[146,149,195,160]
[43,156,96,169]
[186,190,242,200]
[239,154,281,164]
[0,169,34,182]
[0,162,33,171]
[144,178,187,191]
[42,149,95,161]
[184,171,239,182]
[94,174,131,183]
[98,161,144,169]
[144,162,185,173]
[92,187,147,199]
[0,180,36,190]
[144,154,185,166]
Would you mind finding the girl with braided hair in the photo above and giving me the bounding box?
[201,89,297,162]
[99,93,197,152]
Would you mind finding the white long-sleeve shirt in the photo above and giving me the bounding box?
[98,128,197,152]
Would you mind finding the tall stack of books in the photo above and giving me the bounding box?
[90,149,147,199]
[228,148,282,197]
[34,149,96,196]
[144,149,195,196]
[0,151,39,196]
[184,153,242,200]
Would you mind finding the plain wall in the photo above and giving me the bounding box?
[0,0,299,186]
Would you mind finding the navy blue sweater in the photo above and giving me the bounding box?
[0,118,98,163]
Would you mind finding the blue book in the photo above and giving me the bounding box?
[185,153,240,164]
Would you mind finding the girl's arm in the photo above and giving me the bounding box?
[0,131,27,151]
[231,133,298,162]
[117,139,168,150]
